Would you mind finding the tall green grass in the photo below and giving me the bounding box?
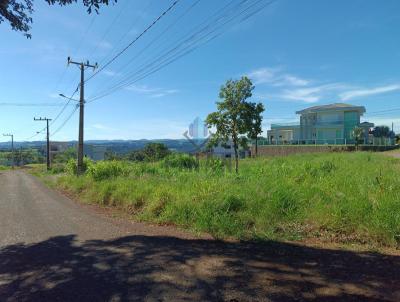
[45,152,400,246]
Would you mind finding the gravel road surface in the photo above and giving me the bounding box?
[0,170,399,302]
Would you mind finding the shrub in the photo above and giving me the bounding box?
[87,160,128,181]
[65,157,93,175]
[50,163,65,174]
[163,153,199,170]
[204,157,224,173]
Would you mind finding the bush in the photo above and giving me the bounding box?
[163,153,199,170]
[204,157,224,173]
[87,161,128,181]
[65,157,93,175]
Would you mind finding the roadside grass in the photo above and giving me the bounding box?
[32,152,400,247]
[0,165,9,171]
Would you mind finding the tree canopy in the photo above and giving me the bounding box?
[206,76,264,172]
[0,0,117,38]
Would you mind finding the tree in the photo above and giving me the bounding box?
[206,76,254,173]
[53,147,76,163]
[142,143,170,161]
[352,126,364,150]
[126,143,170,162]
[372,126,390,138]
[245,102,265,157]
[372,125,392,145]
[0,0,117,38]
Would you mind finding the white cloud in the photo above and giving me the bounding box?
[248,66,400,104]
[97,41,113,50]
[339,84,400,100]
[281,75,309,87]
[48,93,61,98]
[91,123,115,131]
[278,84,348,103]
[247,67,309,87]
[102,70,119,77]
[247,68,277,84]
[126,84,179,98]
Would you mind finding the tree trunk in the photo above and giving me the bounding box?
[233,141,239,173]
[255,136,258,157]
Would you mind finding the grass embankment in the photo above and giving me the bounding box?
[0,165,9,171]
[33,153,400,247]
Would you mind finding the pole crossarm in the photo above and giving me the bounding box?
[67,57,98,70]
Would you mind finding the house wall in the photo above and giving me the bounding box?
[300,110,361,142]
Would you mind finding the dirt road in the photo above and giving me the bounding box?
[0,170,399,301]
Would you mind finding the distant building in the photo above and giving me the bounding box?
[40,141,69,161]
[267,103,376,144]
[212,141,249,158]
[267,123,300,144]
[83,145,107,161]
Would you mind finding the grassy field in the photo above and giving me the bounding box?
[31,152,400,247]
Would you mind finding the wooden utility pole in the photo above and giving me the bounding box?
[34,117,52,170]
[67,57,97,175]
[3,133,14,169]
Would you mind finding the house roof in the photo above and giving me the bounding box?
[359,121,375,127]
[296,103,366,114]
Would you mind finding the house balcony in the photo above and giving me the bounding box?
[314,120,344,127]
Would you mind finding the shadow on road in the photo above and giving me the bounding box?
[0,235,399,301]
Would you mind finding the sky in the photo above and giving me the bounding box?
[1,0,400,142]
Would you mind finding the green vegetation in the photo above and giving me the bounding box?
[206,76,265,173]
[33,152,400,247]
[0,149,44,166]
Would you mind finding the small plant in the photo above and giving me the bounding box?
[163,153,199,170]
[87,160,128,181]
[204,157,224,173]
[65,157,93,175]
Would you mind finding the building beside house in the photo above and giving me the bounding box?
[40,141,70,161]
[267,103,376,144]
[83,144,107,161]
[212,141,249,158]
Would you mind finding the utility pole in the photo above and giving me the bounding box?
[3,133,14,169]
[34,117,52,170]
[67,57,97,175]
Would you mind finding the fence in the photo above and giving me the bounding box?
[258,137,395,146]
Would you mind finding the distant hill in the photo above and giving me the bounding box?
[0,139,206,154]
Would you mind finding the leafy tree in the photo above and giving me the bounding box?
[352,126,364,150]
[372,126,391,138]
[206,76,254,173]
[126,143,170,162]
[53,147,76,163]
[142,143,170,161]
[245,102,265,157]
[0,0,117,38]
[104,150,122,161]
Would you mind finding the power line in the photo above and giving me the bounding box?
[89,0,130,57]
[91,0,244,97]
[86,0,181,83]
[95,0,155,68]
[88,0,275,103]
[0,102,74,107]
[87,0,201,100]
[51,105,79,137]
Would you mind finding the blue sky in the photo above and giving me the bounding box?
[1,0,400,142]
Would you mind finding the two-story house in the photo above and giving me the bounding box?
[267,103,374,144]
[297,103,367,144]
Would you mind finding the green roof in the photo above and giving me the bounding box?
[296,103,366,114]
